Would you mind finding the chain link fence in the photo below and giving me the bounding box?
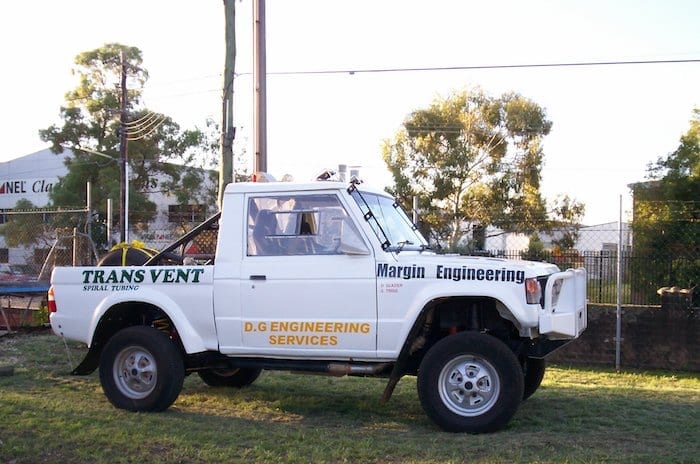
[0,197,697,310]
[0,208,96,329]
[465,207,698,308]
[0,208,95,283]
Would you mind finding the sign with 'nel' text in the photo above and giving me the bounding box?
[0,178,56,195]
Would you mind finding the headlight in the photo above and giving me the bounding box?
[551,278,563,308]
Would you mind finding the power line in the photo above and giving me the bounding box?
[126,120,166,140]
[58,57,700,105]
[235,58,700,77]
[123,111,160,128]
[63,57,700,106]
[124,114,168,140]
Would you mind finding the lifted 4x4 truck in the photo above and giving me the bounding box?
[49,180,587,433]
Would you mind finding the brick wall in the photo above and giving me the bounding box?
[549,304,699,372]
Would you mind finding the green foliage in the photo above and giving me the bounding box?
[39,43,220,245]
[631,109,700,300]
[40,44,146,156]
[158,118,221,208]
[382,87,582,250]
[521,233,550,262]
[0,199,57,248]
[549,194,586,249]
[20,304,49,327]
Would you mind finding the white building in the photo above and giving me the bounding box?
[0,148,69,210]
[576,222,632,252]
[482,222,632,281]
[0,149,72,271]
[0,149,215,271]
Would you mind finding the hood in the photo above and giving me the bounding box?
[381,252,560,283]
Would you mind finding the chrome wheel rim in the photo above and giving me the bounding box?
[113,346,157,399]
[438,354,500,417]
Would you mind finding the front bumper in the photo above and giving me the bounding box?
[539,268,587,339]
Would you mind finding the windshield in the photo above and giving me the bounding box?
[350,188,429,252]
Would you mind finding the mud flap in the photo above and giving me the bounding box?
[71,345,101,375]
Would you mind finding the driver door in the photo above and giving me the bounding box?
[237,192,377,359]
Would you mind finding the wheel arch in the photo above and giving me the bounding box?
[90,289,209,351]
[72,296,203,375]
[381,295,523,401]
[93,301,180,346]
[408,295,522,364]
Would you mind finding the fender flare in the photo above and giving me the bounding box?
[381,288,525,402]
[72,289,208,376]
[391,282,530,355]
[88,287,208,353]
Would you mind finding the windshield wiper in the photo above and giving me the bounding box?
[389,240,413,254]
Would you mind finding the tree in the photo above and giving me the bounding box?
[549,194,586,249]
[382,87,581,250]
[0,200,56,248]
[521,233,549,262]
[39,43,219,247]
[631,109,700,297]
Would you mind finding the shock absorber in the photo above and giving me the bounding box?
[152,317,170,334]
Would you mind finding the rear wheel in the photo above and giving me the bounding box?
[99,326,184,411]
[198,367,262,387]
[522,357,546,400]
[417,332,523,433]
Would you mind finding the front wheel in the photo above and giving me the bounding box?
[99,326,184,412]
[198,367,262,387]
[417,332,524,433]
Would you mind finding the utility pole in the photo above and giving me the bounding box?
[253,0,267,174]
[219,0,236,207]
[119,48,129,243]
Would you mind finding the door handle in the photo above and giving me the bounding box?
[250,275,266,280]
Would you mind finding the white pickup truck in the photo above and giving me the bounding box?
[49,180,587,433]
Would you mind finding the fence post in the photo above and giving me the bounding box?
[598,251,603,301]
[86,181,92,250]
[615,195,623,371]
[107,198,113,247]
[72,227,78,267]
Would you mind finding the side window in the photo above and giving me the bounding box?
[246,194,368,256]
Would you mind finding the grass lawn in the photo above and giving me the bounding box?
[1,330,698,464]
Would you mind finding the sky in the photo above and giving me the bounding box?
[1,0,699,226]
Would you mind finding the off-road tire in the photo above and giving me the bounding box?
[198,367,262,387]
[99,326,184,412]
[417,332,524,433]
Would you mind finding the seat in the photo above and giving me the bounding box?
[251,210,281,255]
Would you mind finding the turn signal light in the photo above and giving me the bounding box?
[525,278,542,305]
